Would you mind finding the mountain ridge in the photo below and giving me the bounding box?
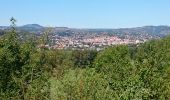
[0,24,170,36]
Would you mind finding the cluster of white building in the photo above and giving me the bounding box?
[49,35,143,50]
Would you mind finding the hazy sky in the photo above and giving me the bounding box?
[0,0,170,28]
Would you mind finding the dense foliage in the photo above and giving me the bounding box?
[1,19,170,99]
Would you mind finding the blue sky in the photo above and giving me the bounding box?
[0,0,170,28]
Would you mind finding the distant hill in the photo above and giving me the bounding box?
[0,25,170,36]
[21,24,43,29]
[0,26,8,30]
[18,24,45,33]
[112,26,170,36]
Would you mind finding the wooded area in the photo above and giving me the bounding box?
[0,19,170,99]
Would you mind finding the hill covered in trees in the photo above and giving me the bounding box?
[1,20,170,99]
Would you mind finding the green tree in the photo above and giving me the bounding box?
[72,50,97,68]
[0,18,50,99]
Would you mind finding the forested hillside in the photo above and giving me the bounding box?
[1,20,170,99]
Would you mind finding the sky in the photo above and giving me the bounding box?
[0,0,170,28]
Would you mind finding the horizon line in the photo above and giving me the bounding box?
[0,24,170,29]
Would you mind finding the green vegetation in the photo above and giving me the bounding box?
[0,19,170,100]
